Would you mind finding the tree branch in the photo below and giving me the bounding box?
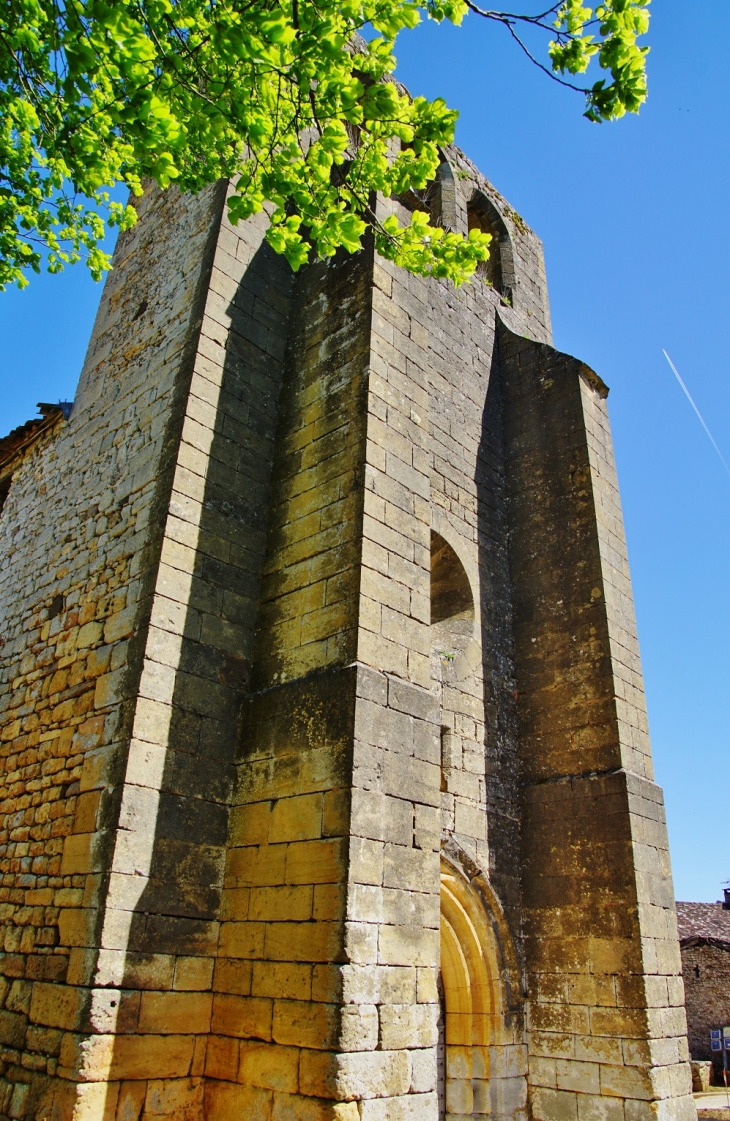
[462,2,592,94]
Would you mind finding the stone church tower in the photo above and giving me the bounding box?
[0,148,694,1121]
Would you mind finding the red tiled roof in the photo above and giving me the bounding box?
[676,901,730,943]
[0,403,71,470]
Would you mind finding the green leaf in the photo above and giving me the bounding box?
[0,0,650,290]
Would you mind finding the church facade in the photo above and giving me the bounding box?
[0,150,694,1121]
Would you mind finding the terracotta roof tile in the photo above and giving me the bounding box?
[0,403,72,471]
[676,901,730,942]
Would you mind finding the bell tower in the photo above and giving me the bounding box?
[0,156,694,1121]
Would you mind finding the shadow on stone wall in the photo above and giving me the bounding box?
[100,234,296,1117]
[475,327,523,958]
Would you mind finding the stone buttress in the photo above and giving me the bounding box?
[0,151,695,1121]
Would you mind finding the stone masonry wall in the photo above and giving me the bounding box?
[499,329,694,1121]
[681,941,730,1065]
[346,222,441,1121]
[0,181,228,1117]
[250,241,373,688]
[0,180,300,1118]
[69,192,297,1120]
[205,240,374,1118]
[373,170,551,954]
[0,154,693,1121]
[201,162,549,1114]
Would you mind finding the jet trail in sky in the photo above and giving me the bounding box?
[663,349,730,478]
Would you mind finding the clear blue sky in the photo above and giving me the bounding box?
[0,3,727,901]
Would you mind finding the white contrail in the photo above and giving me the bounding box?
[663,349,730,478]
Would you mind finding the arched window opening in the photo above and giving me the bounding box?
[395,153,458,229]
[431,532,474,625]
[396,177,438,222]
[467,192,516,305]
[430,161,461,232]
[431,533,475,797]
[467,199,503,292]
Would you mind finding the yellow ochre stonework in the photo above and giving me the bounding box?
[0,151,694,1121]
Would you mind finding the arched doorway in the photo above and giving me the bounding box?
[431,529,526,1119]
[439,860,515,1119]
[440,866,497,1116]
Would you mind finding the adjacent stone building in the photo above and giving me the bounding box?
[677,897,730,1079]
[0,146,695,1121]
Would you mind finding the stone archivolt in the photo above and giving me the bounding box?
[441,859,513,1119]
[0,154,694,1121]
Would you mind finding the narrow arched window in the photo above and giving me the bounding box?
[430,532,475,796]
[394,152,458,230]
[467,199,503,292]
[431,532,474,625]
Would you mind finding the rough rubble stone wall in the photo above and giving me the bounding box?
[0,181,227,1117]
[681,941,730,1066]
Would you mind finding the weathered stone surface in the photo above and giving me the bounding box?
[0,152,691,1120]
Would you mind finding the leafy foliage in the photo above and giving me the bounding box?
[549,0,650,121]
[0,0,650,290]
